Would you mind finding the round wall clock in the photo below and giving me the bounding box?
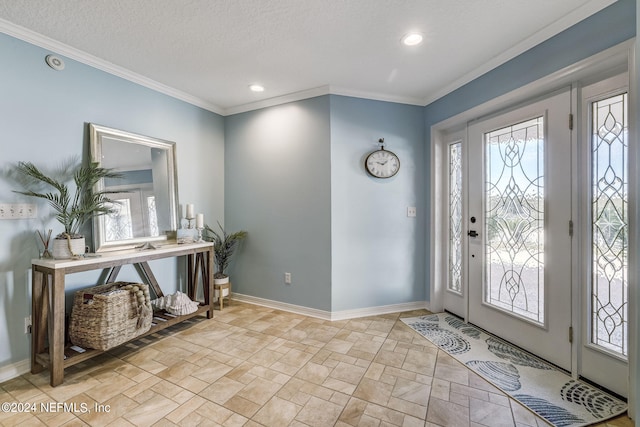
[365,144,400,178]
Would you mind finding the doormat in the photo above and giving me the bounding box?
[401,313,627,427]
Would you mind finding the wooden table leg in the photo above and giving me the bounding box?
[48,269,66,387]
[31,267,46,374]
[187,254,195,298]
[106,265,122,283]
[138,262,164,298]
[206,249,214,319]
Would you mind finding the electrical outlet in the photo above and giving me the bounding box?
[284,272,292,284]
[407,206,417,217]
[0,203,37,219]
[24,315,32,334]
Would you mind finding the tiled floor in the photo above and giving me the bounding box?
[0,303,633,426]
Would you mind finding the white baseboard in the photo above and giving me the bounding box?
[232,293,430,321]
[330,301,430,321]
[232,293,333,320]
[0,358,30,383]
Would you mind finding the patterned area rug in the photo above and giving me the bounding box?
[401,313,627,427]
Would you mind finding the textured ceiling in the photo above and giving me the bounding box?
[0,0,616,115]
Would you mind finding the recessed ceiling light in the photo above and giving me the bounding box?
[402,33,423,46]
[249,84,265,92]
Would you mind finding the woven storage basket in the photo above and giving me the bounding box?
[69,282,152,351]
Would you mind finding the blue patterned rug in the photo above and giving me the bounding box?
[401,313,627,427]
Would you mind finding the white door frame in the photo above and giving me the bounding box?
[429,39,636,415]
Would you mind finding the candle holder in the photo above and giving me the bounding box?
[196,227,204,243]
[186,216,195,229]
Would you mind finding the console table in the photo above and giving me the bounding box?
[31,242,214,386]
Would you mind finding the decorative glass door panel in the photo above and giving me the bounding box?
[580,73,629,398]
[449,142,463,294]
[485,118,544,323]
[591,93,628,357]
[442,129,467,319]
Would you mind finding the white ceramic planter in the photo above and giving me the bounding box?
[214,286,230,298]
[214,276,229,285]
[52,236,85,259]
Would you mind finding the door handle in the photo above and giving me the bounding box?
[468,230,478,238]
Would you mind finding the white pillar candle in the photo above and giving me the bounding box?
[196,213,204,229]
[186,203,194,219]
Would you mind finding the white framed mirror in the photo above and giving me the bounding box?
[89,123,179,252]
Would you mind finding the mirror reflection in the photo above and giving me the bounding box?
[90,124,179,251]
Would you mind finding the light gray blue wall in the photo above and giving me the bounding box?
[0,33,224,371]
[224,95,425,313]
[224,97,332,311]
[330,95,425,311]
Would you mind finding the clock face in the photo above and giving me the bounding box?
[365,149,400,178]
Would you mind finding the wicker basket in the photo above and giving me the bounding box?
[69,282,152,351]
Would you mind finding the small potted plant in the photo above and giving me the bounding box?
[204,221,247,285]
[13,160,122,259]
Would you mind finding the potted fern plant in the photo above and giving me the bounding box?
[13,161,122,259]
[204,221,247,285]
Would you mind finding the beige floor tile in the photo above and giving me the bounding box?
[3,303,633,427]
[434,362,470,386]
[363,401,406,426]
[353,378,394,406]
[427,396,470,427]
[236,376,282,406]
[122,394,179,425]
[374,350,406,368]
[122,376,162,400]
[294,361,332,384]
[252,396,301,427]
[195,400,235,424]
[223,394,261,418]
[322,377,357,395]
[165,395,208,424]
[294,396,344,427]
[430,377,450,401]
[83,374,137,403]
[469,396,515,427]
[391,377,430,407]
[324,338,356,354]
[200,376,246,405]
[338,397,369,426]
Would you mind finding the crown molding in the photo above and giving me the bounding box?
[223,85,425,116]
[2,0,616,116]
[421,0,618,106]
[222,86,332,115]
[329,86,425,107]
[0,19,225,116]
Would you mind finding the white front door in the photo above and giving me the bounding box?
[467,89,573,371]
[579,73,629,397]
